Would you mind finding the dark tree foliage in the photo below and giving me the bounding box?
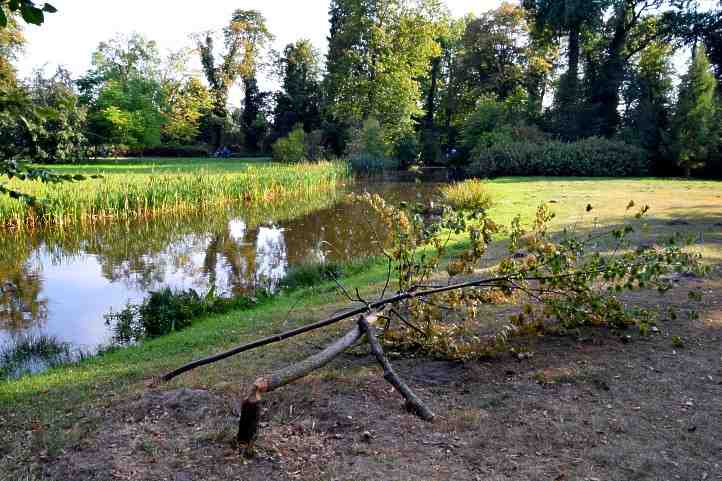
[0,0,55,28]
[458,5,528,102]
[523,0,609,111]
[25,68,87,162]
[272,40,322,140]
[240,76,272,154]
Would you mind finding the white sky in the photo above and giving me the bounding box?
[17,0,503,86]
[15,0,716,101]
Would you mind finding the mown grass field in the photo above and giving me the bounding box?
[1,176,721,476]
[0,158,349,229]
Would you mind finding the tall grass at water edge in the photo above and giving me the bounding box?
[0,161,349,230]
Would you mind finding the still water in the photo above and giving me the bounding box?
[0,180,441,353]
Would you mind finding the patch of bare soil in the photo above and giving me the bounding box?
[43,276,722,481]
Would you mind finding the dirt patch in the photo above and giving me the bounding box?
[31,276,722,481]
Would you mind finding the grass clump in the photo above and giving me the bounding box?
[441,179,494,211]
[281,257,379,291]
[0,335,77,379]
[281,261,346,290]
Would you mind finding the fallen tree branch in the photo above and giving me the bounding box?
[359,317,435,422]
[162,275,514,382]
[237,313,373,452]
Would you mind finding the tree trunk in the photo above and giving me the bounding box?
[421,56,442,165]
[236,310,437,455]
[591,4,629,138]
[568,23,580,92]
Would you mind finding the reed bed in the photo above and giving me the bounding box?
[0,161,350,230]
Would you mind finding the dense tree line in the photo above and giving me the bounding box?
[1,0,721,176]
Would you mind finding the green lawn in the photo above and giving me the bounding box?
[43,157,272,175]
[1,176,721,470]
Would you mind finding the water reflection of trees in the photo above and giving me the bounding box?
[0,182,438,333]
[0,261,48,332]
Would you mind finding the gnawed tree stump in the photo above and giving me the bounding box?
[237,311,434,455]
[237,320,367,453]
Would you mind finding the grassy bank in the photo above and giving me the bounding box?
[0,158,349,230]
[1,177,721,475]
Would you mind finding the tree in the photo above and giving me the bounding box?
[324,0,441,146]
[435,16,468,152]
[414,0,451,163]
[272,39,322,140]
[161,77,213,145]
[0,0,55,28]
[672,45,719,177]
[0,6,23,87]
[240,76,272,153]
[25,67,87,162]
[0,23,85,162]
[523,0,607,111]
[586,1,705,138]
[88,77,166,148]
[623,42,674,171]
[458,3,530,102]
[1,2,88,203]
[80,34,166,149]
[91,33,161,83]
[158,195,705,455]
[197,9,273,149]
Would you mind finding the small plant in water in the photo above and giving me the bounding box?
[0,335,76,379]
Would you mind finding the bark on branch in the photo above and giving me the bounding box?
[359,317,436,422]
[237,314,372,451]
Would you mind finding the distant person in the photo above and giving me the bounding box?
[214,147,231,158]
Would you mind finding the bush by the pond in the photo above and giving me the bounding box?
[347,118,398,172]
[272,126,307,163]
[441,180,494,211]
[105,288,264,344]
[467,137,650,177]
[0,335,76,379]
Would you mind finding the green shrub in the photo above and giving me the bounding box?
[347,118,398,172]
[272,126,306,163]
[281,257,379,290]
[394,132,420,167]
[105,288,261,343]
[281,261,345,290]
[461,94,531,153]
[461,98,510,151]
[467,137,650,177]
[441,180,494,211]
[304,129,326,161]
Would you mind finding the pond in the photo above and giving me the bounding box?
[0,179,442,358]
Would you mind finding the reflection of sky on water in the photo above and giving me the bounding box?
[255,226,288,291]
[0,221,291,350]
[0,181,440,352]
